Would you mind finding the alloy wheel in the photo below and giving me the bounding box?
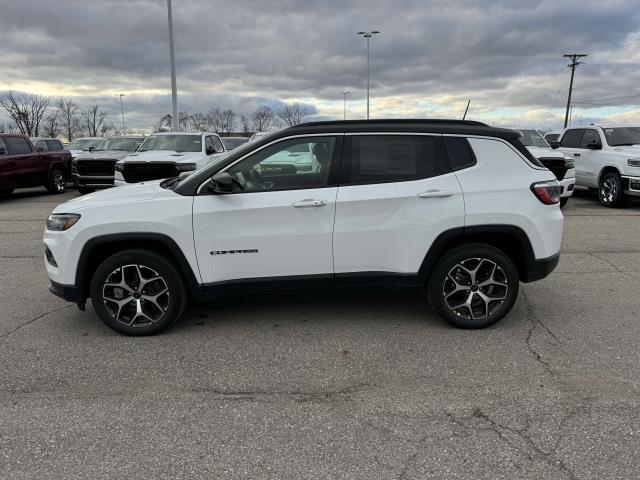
[102,264,170,327]
[54,172,65,192]
[600,177,618,204]
[442,258,508,320]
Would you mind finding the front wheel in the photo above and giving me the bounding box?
[598,172,625,208]
[427,244,519,329]
[90,249,187,335]
[46,168,66,194]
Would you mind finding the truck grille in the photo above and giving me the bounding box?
[122,162,178,183]
[538,157,569,181]
[76,159,118,176]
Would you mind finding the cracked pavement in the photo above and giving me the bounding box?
[1,187,639,479]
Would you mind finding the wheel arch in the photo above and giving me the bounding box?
[597,164,622,184]
[75,233,200,302]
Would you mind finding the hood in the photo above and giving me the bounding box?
[526,146,566,159]
[118,150,205,164]
[55,180,168,212]
[75,150,134,161]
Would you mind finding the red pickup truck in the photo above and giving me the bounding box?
[0,134,72,195]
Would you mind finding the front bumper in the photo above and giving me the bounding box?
[72,173,115,189]
[49,280,82,303]
[559,175,576,198]
[622,175,640,197]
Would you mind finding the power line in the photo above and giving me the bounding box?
[563,53,587,128]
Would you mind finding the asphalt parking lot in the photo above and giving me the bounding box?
[1,187,639,479]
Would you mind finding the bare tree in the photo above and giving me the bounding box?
[252,106,276,132]
[0,91,50,136]
[100,122,118,137]
[219,109,236,136]
[178,111,191,131]
[157,114,172,132]
[41,111,61,138]
[190,112,208,131]
[240,115,251,136]
[56,98,82,141]
[278,103,311,127]
[81,104,107,137]
[206,107,224,133]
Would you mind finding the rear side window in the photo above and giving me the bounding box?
[46,140,63,151]
[5,136,32,154]
[444,137,476,171]
[580,129,601,148]
[0,137,7,155]
[560,129,584,148]
[35,140,48,151]
[346,135,449,184]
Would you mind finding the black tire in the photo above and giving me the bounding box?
[0,188,13,197]
[78,186,95,195]
[560,197,569,208]
[427,244,519,329]
[598,172,625,208]
[90,249,187,336]
[46,168,66,194]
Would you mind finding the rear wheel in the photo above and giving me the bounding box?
[427,244,519,329]
[90,249,187,336]
[78,186,95,195]
[598,172,625,208]
[46,168,66,194]
[560,197,569,208]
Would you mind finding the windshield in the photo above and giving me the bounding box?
[95,137,143,152]
[518,129,549,148]
[68,139,101,150]
[602,127,640,146]
[139,134,202,152]
[222,137,248,150]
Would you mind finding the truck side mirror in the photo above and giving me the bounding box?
[585,141,602,150]
[207,172,234,194]
[548,141,560,149]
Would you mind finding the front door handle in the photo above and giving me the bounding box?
[417,190,453,198]
[574,153,581,157]
[292,199,328,208]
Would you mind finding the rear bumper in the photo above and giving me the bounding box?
[522,253,560,283]
[49,280,82,303]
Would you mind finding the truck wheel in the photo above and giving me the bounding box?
[598,172,625,208]
[560,197,569,208]
[46,168,66,194]
[78,187,95,195]
[427,244,519,329]
[90,249,187,336]
[0,189,13,197]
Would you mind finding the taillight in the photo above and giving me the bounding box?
[530,180,561,205]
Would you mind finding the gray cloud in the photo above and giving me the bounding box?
[1,0,639,129]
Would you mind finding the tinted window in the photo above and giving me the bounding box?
[205,136,215,153]
[444,137,476,171]
[0,138,7,155]
[46,140,63,151]
[5,136,32,154]
[347,135,448,184]
[139,135,202,152]
[545,133,560,142]
[212,136,224,153]
[228,136,336,193]
[602,127,640,146]
[35,140,48,151]
[580,129,601,148]
[560,129,584,148]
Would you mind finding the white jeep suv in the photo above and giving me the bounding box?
[44,120,563,336]
[556,125,640,207]
[114,132,226,185]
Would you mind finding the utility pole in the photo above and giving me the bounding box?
[167,0,178,131]
[563,53,587,129]
[341,91,350,120]
[357,31,380,119]
[118,94,126,134]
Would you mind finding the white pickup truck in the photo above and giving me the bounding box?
[114,132,226,186]
[555,125,640,207]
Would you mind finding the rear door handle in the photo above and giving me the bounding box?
[417,190,453,198]
[292,199,328,208]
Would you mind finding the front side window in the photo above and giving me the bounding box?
[602,127,640,147]
[346,135,449,184]
[212,136,224,153]
[227,136,336,193]
[35,140,48,151]
[560,129,584,148]
[5,136,32,154]
[138,134,202,152]
[580,129,601,148]
[46,140,63,151]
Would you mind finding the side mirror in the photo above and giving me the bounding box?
[548,140,560,149]
[88,146,95,152]
[207,172,234,194]
[206,146,216,155]
[586,141,602,150]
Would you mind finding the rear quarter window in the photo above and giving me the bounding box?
[46,140,63,151]
[443,137,477,171]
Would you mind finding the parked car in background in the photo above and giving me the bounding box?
[31,138,65,152]
[72,135,145,194]
[221,136,249,150]
[544,131,561,144]
[509,128,575,207]
[0,133,72,195]
[67,137,102,158]
[44,119,562,335]
[114,132,226,186]
[556,124,640,207]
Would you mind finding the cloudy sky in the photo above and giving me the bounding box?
[1,0,640,131]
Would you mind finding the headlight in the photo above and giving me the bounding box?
[175,163,197,172]
[47,214,81,231]
[627,158,640,167]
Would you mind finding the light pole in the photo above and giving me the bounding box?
[118,94,126,134]
[341,91,350,120]
[167,0,178,131]
[356,30,379,119]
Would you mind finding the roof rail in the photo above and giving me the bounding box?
[296,119,488,127]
